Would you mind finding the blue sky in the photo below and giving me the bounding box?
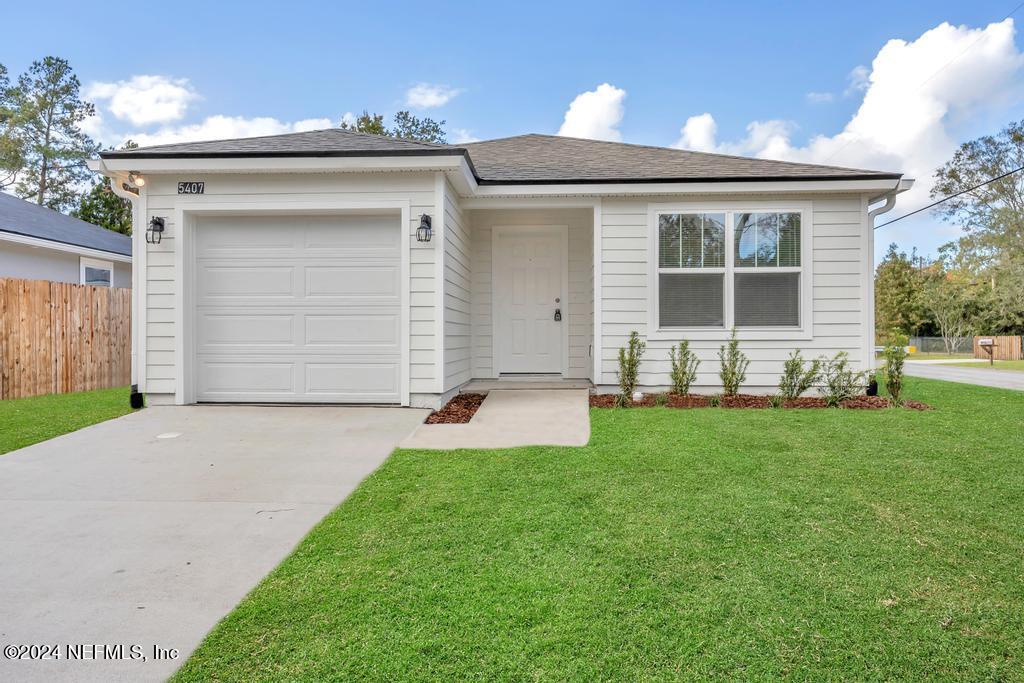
[4,0,1023,261]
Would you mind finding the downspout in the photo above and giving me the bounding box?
[87,158,143,408]
[868,177,914,221]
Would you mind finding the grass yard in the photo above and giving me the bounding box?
[175,377,1024,681]
[0,387,133,455]
[949,359,1024,372]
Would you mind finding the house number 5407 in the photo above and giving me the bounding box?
[177,181,205,194]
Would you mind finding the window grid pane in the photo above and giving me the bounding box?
[658,213,726,270]
[658,214,681,268]
[734,212,801,268]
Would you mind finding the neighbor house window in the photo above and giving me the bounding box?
[655,208,806,331]
[80,257,113,287]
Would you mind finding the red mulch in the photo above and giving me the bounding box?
[589,394,620,408]
[901,399,932,411]
[425,393,486,424]
[783,397,828,409]
[666,393,711,408]
[840,395,892,409]
[720,394,772,409]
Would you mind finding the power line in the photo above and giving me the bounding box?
[822,0,1024,165]
[874,165,1024,229]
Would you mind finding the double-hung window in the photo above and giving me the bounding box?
[652,204,810,338]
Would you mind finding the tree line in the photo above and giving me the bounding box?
[1,57,447,236]
[875,120,1024,351]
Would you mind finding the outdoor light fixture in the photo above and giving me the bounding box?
[128,171,146,187]
[416,214,433,242]
[146,216,165,244]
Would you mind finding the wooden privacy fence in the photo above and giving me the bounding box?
[0,278,131,400]
[973,335,1023,361]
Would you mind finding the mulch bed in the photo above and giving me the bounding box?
[590,392,932,410]
[425,393,486,424]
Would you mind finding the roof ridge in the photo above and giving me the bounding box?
[469,132,895,176]
[117,126,456,154]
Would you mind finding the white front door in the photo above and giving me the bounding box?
[493,226,566,374]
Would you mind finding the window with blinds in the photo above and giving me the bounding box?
[655,209,804,330]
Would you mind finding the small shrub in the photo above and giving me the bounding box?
[669,340,700,395]
[820,352,870,407]
[882,333,909,406]
[613,393,629,409]
[616,331,646,405]
[654,392,669,407]
[718,329,749,397]
[708,393,722,407]
[769,394,784,409]
[778,350,821,400]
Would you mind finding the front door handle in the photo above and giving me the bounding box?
[554,308,562,322]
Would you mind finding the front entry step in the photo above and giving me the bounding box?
[459,379,593,394]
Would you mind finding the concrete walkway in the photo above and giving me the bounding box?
[905,363,1024,391]
[401,389,590,449]
[0,405,427,683]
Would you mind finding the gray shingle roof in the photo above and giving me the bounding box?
[100,128,901,184]
[0,192,132,257]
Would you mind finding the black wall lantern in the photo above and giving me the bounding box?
[416,214,433,242]
[146,216,165,244]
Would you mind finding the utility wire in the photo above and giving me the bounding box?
[874,165,1024,229]
[822,0,1024,165]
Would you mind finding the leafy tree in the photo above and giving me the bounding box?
[71,140,136,234]
[923,275,975,354]
[874,243,930,338]
[7,57,98,211]
[931,120,1024,270]
[391,111,446,143]
[339,110,446,143]
[0,63,24,190]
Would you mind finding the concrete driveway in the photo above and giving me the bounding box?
[0,405,427,683]
[905,362,1024,391]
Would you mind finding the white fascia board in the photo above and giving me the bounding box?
[466,177,904,197]
[0,230,132,263]
[98,155,467,174]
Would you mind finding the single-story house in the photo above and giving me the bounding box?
[88,130,911,407]
[0,192,132,288]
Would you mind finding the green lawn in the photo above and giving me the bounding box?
[174,377,1024,681]
[0,387,133,455]
[949,359,1024,372]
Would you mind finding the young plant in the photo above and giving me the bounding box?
[616,331,646,405]
[708,393,722,408]
[718,328,749,397]
[778,350,821,400]
[654,392,669,407]
[820,351,870,407]
[668,340,700,395]
[769,394,785,409]
[882,333,909,406]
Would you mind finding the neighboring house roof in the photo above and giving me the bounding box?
[0,192,132,257]
[100,128,902,184]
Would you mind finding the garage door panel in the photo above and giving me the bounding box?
[304,314,400,348]
[305,266,400,299]
[194,214,402,403]
[198,362,296,396]
[197,265,295,298]
[305,363,399,396]
[197,313,295,347]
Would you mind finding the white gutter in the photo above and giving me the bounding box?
[868,178,914,221]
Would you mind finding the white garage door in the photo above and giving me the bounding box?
[193,214,402,403]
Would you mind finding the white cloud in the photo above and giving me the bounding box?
[676,112,717,152]
[670,19,1024,253]
[845,65,871,96]
[339,111,357,127]
[85,75,198,126]
[451,128,481,144]
[122,115,333,147]
[806,91,835,103]
[405,83,462,108]
[557,83,626,141]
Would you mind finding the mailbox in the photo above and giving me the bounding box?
[979,338,994,346]
[978,337,995,365]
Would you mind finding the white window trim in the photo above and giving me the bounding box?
[80,256,114,288]
[646,200,813,341]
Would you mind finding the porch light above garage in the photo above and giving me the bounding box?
[416,214,432,242]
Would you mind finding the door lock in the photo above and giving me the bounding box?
[554,308,562,322]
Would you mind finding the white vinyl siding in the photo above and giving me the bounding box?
[141,172,435,399]
[470,208,593,380]
[442,179,471,391]
[599,194,871,392]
